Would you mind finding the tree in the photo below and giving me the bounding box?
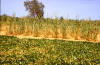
[24,0,44,18]
[59,16,64,21]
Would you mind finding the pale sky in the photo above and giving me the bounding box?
[1,0,100,20]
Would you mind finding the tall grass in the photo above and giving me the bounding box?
[0,16,100,41]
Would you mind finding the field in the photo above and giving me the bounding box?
[0,35,100,65]
[0,15,100,65]
[0,15,100,42]
[1,0,100,65]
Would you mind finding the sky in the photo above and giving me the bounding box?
[1,0,100,20]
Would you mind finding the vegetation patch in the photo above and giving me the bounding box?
[0,35,100,65]
[0,15,100,42]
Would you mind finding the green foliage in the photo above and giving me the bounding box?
[0,35,100,65]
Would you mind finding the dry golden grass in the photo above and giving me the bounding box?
[0,28,100,43]
[0,17,100,43]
